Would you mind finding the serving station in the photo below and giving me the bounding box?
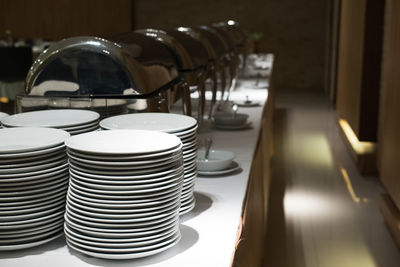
[0,20,274,267]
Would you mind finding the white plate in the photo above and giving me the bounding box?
[0,188,67,210]
[69,179,182,201]
[0,166,68,184]
[0,162,69,179]
[214,121,252,130]
[67,144,183,161]
[0,231,63,251]
[65,219,179,243]
[67,152,182,169]
[0,203,65,222]
[61,120,99,131]
[100,113,197,133]
[0,152,66,169]
[0,144,66,159]
[0,112,8,120]
[0,194,66,215]
[198,161,241,176]
[0,224,62,245]
[67,199,180,220]
[68,185,180,206]
[67,148,182,166]
[66,205,179,226]
[69,176,183,197]
[65,224,178,248]
[65,211,178,234]
[1,109,100,128]
[0,182,68,204]
[68,125,100,135]
[0,175,68,195]
[69,171,183,191]
[69,164,184,182]
[0,158,67,175]
[69,160,182,176]
[65,130,182,155]
[68,189,180,210]
[0,210,65,230]
[0,149,64,164]
[66,231,180,259]
[0,218,63,236]
[0,128,69,154]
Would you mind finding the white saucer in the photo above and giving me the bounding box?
[198,161,241,176]
[214,122,252,130]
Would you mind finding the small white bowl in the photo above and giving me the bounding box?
[213,113,249,126]
[197,150,235,171]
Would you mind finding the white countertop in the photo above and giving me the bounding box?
[0,81,268,267]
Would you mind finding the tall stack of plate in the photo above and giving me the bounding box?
[64,130,184,259]
[0,127,70,251]
[1,109,100,135]
[100,113,198,215]
[0,112,8,128]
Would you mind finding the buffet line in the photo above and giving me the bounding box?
[0,20,273,266]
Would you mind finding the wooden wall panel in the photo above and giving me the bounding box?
[336,0,365,139]
[335,0,384,142]
[0,0,132,41]
[379,0,400,211]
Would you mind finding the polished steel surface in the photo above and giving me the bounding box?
[25,36,181,99]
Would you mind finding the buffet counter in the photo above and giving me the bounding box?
[0,56,274,267]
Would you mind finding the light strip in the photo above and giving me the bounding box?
[338,118,376,155]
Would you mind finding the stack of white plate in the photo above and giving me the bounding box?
[64,130,184,260]
[0,112,8,128]
[100,113,198,215]
[1,109,100,135]
[0,127,70,251]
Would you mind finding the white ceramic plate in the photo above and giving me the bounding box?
[0,158,67,175]
[214,121,252,130]
[68,125,100,135]
[0,188,67,210]
[0,175,68,195]
[100,113,197,133]
[0,112,8,120]
[0,152,66,169]
[0,149,64,164]
[0,218,63,236]
[0,167,68,185]
[69,164,184,182]
[69,160,182,176]
[0,163,69,179]
[198,161,241,176]
[65,130,182,155]
[1,109,100,128]
[0,224,62,245]
[68,185,180,206]
[67,199,180,220]
[0,144,66,159]
[0,194,66,215]
[65,220,177,242]
[68,179,182,201]
[67,144,183,161]
[69,176,183,197]
[66,205,179,227]
[0,128,69,154]
[0,231,63,251]
[68,189,180,210]
[0,210,65,230]
[66,231,180,259]
[61,120,99,131]
[67,152,182,169]
[65,211,178,234]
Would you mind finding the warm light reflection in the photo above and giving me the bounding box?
[292,134,333,169]
[284,190,345,220]
[0,97,8,103]
[339,165,361,204]
[338,119,376,154]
